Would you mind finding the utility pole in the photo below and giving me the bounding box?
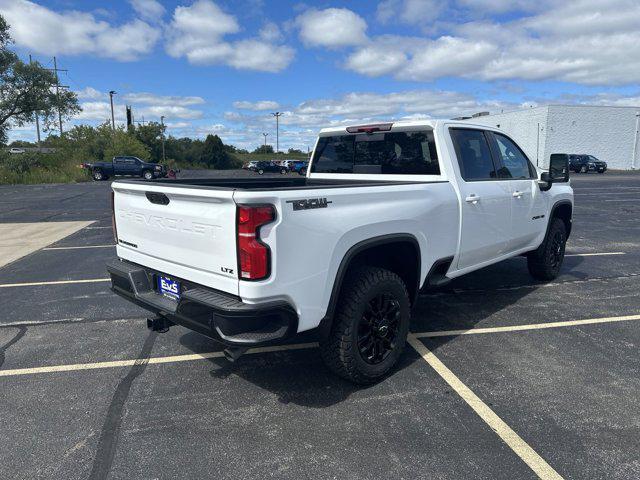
[262,132,268,149]
[109,91,117,130]
[47,57,68,136]
[29,55,42,149]
[160,115,166,162]
[271,112,283,153]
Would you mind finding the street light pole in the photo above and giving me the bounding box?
[160,116,166,162]
[271,112,283,153]
[109,90,117,130]
[262,132,268,150]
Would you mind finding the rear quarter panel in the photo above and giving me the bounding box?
[234,182,459,332]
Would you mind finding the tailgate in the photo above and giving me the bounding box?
[112,182,239,295]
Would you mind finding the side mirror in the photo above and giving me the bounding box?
[549,154,570,182]
[539,171,552,191]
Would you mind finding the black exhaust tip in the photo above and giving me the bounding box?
[223,346,248,362]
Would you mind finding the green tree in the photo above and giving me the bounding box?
[133,121,165,162]
[50,122,149,164]
[104,127,150,161]
[0,15,81,143]
[201,134,233,169]
[253,145,274,154]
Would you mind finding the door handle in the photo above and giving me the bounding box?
[465,195,480,204]
[512,191,524,198]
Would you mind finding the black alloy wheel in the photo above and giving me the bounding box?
[548,229,565,269]
[357,294,401,365]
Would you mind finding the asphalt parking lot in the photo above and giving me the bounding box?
[1,171,639,480]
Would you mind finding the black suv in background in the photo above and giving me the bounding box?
[569,154,607,173]
[250,161,288,175]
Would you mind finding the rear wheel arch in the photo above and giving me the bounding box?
[318,234,421,339]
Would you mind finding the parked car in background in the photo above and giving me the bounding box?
[251,161,288,175]
[290,160,308,175]
[84,156,167,181]
[9,147,25,154]
[569,154,607,173]
[244,161,258,171]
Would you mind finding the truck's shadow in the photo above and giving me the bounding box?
[179,256,584,408]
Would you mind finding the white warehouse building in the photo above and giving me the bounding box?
[461,105,640,170]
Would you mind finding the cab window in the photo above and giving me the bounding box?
[450,129,496,181]
[311,130,440,175]
[491,133,534,179]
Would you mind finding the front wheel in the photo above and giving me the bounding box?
[257,169,264,175]
[320,266,411,384]
[143,170,154,180]
[298,167,307,176]
[580,165,588,173]
[527,218,567,280]
[280,168,288,175]
[92,169,104,181]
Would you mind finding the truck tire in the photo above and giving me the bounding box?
[258,169,264,175]
[527,218,567,281]
[320,266,411,384]
[92,169,104,181]
[143,170,154,180]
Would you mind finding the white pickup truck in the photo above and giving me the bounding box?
[107,120,573,383]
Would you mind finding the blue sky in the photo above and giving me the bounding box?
[1,0,639,150]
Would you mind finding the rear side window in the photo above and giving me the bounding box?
[311,130,440,175]
[450,129,496,181]
[491,133,533,179]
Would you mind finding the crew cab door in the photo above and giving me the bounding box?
[487,132,548,252]
[450,128,511,270]
[113,157,128,175]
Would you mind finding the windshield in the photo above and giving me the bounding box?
[311,129,440,175]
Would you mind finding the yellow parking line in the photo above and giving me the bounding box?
[0,342,318,377]
[412,314,640,338]
[407,334,564,480]
[0,278,110,288]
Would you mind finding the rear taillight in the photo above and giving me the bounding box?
[237,205,275,281]
[111,191,118,243]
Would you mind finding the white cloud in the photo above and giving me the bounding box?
[76,87,104,100]
[165,0,294,72]
[377,0,444,25]
[259,22,283,42]
[129,0,165,22]
[295,8,367,48]
[142,105,203,120]
[344,43,407,77]
[233,100,280,110]
[122,92,205,107]
[72,88,206,125]
[75,101,114,122]
[401,37,498,80]
[225,39,294,72]
[0,0,160,61]
[457,0,545,13]
[343,0,640,86]
[165,0,239,58]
